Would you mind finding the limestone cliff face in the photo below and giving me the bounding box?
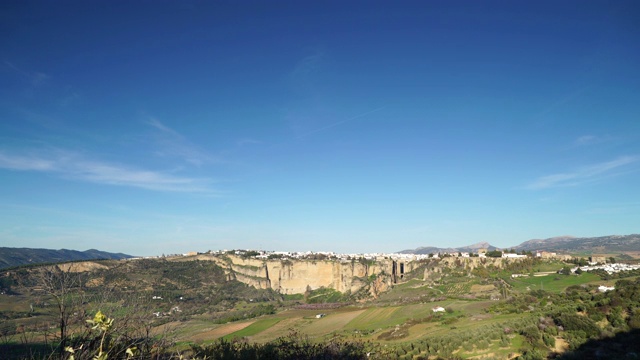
[201,254,415,295]
[189,254,528,295]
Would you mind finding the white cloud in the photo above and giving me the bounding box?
[526,156,639,189]
[0,152,55,170]
[0,149,215,193]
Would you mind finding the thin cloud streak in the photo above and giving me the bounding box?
[145,117,216,166]
[0,149,215,193]
[0,152,55,171]
[526,156,639,189]
[574,135,597,146]
[4,61,50,86]
[295,106,386,139]
[572,134,612,147]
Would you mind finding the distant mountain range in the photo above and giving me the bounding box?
[397,241,499,255]
[399,234,640,255]
[514,234,640,253]
[0,247,133,270]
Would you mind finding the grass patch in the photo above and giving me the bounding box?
[532,260,569,272]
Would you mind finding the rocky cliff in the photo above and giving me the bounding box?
[193,254,419,295]
[188,254,528,295]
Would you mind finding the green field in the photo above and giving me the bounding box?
[508,273,600,292]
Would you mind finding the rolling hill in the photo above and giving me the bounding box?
[0,247,133,269]
[399,234,640,255]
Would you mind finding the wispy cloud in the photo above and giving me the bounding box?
[290,51,324,82]
[4,61,50,87]
[145,117,216,166]
[573,134,611,147]
[294,106,386,139]
[574,135,596,146]
[236,138,262,146]
[0,152,55,171]
[0,149,215,193]
[288,49,326,93]
[526,156,639,189]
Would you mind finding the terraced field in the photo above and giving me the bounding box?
[438,281,472,296]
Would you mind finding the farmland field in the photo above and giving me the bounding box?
[222,318,282,340]
[508,272,600,292]
[438,282,472,296]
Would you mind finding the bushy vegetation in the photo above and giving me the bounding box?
[192,331,367,359]
[212,304,276,324]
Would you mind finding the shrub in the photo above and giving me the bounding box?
[554,313,600,338]
[542,333,556,348]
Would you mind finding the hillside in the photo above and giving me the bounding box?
[0,247,133,270]
[514,234,640,253]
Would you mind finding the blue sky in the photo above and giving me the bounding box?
[1,1,639,256]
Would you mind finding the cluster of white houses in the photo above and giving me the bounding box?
[176,248,581,261]
[197,249,538,261]
[572,263,640,275]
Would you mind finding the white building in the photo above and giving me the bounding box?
[502,253,526,259]
[598,285,615,292]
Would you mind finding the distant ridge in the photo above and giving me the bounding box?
[399,234,640,255]
[0,247,133,270]
[514,234,640,253]
[398,241,498,255]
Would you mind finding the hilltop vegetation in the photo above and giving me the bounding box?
[0,247,133,270]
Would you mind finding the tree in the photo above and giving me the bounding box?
[37,264,86,356]
[304,285,312,303]
[559,266,573,275]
